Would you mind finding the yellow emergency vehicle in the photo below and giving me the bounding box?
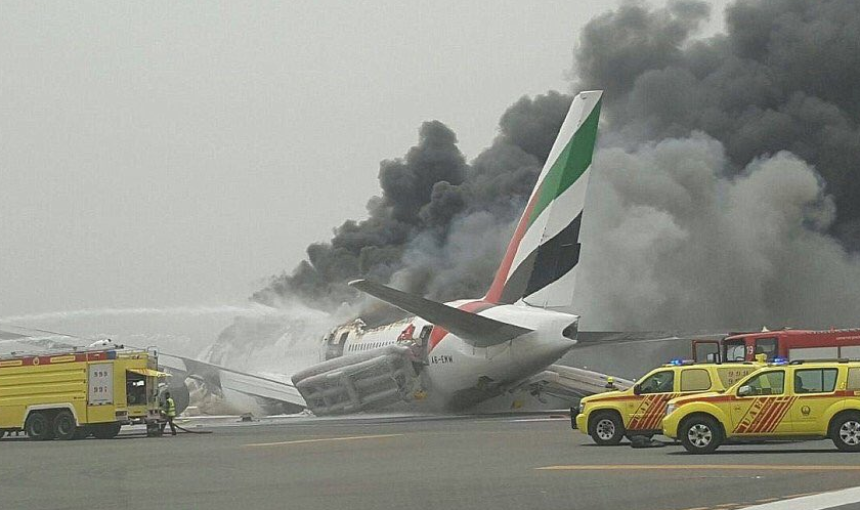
[0,346,169,441]
[575,360,761,445]
[663,360,860,453]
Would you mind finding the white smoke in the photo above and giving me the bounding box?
[0,304,287,323]
[0,304,301,360]
[573,133,860,331]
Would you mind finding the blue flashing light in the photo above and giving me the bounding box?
[107,350,117,360]
[772,357,788,365]
[668,359,683,366]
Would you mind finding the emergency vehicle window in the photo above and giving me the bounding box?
[849,368,860,390]
[680,369,711,392]
[724,341,746,362]
[639,370,675,394]
[743,370,785,396]
[694,343,720,363]
[126,372,146,406]
[755,337,778,361]
[794,369,837,394]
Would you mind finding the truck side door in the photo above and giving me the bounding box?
[628,369,677,431]
[789,367,839,434]
[730,370,793,435]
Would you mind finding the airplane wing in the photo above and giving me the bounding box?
[506,364,634,401]
[571,330,724,348]
[349,279,533,347]
[165,354,305,408]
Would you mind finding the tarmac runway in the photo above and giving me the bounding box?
[2,414,860,510]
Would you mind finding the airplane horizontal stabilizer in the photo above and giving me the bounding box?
[349,279,533,347]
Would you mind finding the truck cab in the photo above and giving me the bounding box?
[693,329,860,364]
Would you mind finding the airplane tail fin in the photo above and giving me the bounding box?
[484,90,603,308]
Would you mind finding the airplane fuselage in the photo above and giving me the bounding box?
[321,299,578,408]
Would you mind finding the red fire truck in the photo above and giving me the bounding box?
[693,329,860,364]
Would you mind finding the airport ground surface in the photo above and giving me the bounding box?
[2,414,860,510]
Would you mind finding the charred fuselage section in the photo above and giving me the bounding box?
[291,343,424,415]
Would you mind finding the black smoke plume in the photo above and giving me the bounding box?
[253,0,860,331]
[576,0,860,245]
[253,93,572,321]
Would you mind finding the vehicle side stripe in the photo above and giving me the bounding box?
[752,397,791,433]
[734,398,765,434]
[639,398,656,430]
[770,397,796,432]
[762,401,788,433]
[627,397,645,429]
[748,398,775,433]
[643,394,662,429]
[749,398,781,434]
[763,397,795,433]
[642,398,661,430]
[644,394,673,430]
[628,395,652,429]
[760,398,790,433]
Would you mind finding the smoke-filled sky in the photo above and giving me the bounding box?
[255,0,860,332]
[2,0,672,317]
[7,0,860,336]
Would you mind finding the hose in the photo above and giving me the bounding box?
[173,423,213,435]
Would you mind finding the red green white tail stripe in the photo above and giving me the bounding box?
[485,90,603,307]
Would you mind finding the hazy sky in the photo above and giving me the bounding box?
[0,1,728,317]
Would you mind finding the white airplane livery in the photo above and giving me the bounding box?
[292,90,607,414]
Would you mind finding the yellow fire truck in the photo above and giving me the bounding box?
[0,346,169,441]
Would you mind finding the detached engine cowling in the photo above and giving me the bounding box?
[291,344,421,415]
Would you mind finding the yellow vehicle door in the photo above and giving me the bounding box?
[729,369,794,435]
[628,369,677,431]
[789,367,840,434]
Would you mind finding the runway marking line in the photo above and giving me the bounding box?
[669,492,826,510]
[536,464,860,472]
[244,433,403,448]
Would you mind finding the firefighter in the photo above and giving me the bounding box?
[161,391,177,436]
[604,376,617,390]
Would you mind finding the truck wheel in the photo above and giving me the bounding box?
[92,423,121,439]
[53,411,77,441]
[73,427,90,440]
[25,412,53,441]
[680,415,722,454]
[831,413,860,452]
[589,411,625,445]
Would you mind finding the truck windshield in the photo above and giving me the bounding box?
[724,340,746,362]
[755,337,778,361]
